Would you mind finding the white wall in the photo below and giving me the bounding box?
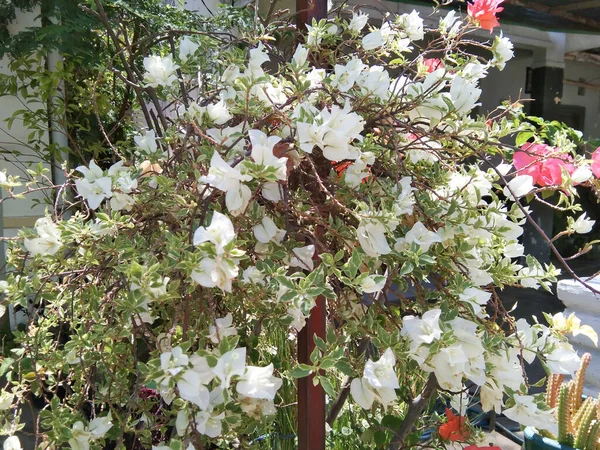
[563,60,600,140]
[0,6,51,236]
[479,49,533,116]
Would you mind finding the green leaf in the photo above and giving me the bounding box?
[318,375,335,397]
[320,357,336,370]
[381,415,402,431]
[313,335,327,352]
[515,131,534,147]
[290,365,313,378]
[334,359,354,376]
[0,357,14,377]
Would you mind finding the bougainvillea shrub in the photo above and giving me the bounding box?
[1,0,600,448]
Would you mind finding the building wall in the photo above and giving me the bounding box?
[563,60,600,140]
[0,6,51,239]
[479,49,533,118]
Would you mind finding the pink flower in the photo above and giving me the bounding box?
[423,58,443,73]
[513,143,574,187]
[468,0,504,32]
[592,147,600,178]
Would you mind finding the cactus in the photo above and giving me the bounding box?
[548,374,566,408]
[545,352,599,449]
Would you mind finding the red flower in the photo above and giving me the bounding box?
[513,143,574,187]
[331,160,371,183]
[439,408,471,441]
[468,0,505,32]
[423,58,444,73]
[592,147,600,178]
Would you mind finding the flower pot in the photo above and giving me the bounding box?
[524,427,576,450]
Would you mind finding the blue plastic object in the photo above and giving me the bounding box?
[524,427,576,450]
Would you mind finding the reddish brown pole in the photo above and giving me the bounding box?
[295,1,328,448]
[297,295,326,450]
[297,0,328,30]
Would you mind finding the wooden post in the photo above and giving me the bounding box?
[295,1,328,448]
[297,296,326,450]
[296,0,327,30]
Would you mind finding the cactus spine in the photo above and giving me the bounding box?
[575,399,597,449]
[548,374,565,408]
[545,353,599,449]
[558,384,572,444]
[584,420,600,450]
[573,354,593,412]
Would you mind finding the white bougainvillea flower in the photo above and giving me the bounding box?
[292,44,309,67]
[296,102,364,161]
[546,343,581,376]
[195,410,226,438]
[134,130,158,157]
[213,347,246,389]
[503,395,557,435]
[458,287,491,317]
[362,30,384,50]
[504,242,525,258]
[397,10,424,41]
[331,57,366,92]
[68,416,112,450]
[262,181,282,202]
[348,11,369,33]
[242,266,266,285]
[0,388,13,410]
[518,266,544,290]
[236,364,283,400]
[449,76,481,116]
[193,211,235,255]
[571,165,593,183]
[462,61,488,80]
[24,217,62,257]
[239,395,277,418]
[401,309,442,345]
[143,55,179,88]
[360,275,387,294]
[69,422,91,450]
[357,220,392,257]
[176,409,189,436]
[191,256,239,292]
[189,355,216,385]
[246,43,269,79]
[248,130,288,180]
[363,348,400,389]
[208,313,238,344]
[512,318,541,363]
[75,161,113,210]
[3,436,21,450]
[551,312,598,346]
[160,346,189,378]
[503,175,534,200]
[88,416,113,440]
[177,369,211,409]
[403,222,442,253]
[350,377,376,409]
[253,216,279,244]
[573,213,595,234]
[206,100,232,125]
[289,244,315,271]
[200,151,252,213]
[179,36,199,62]
[358,66,391,100]
[491,34,514,70]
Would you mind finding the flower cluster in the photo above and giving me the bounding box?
[1,3,600,450]
[155,341,282,438]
